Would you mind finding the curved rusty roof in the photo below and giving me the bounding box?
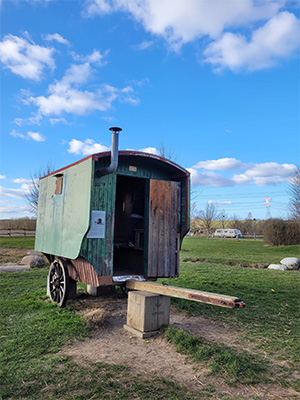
[41,150,190,179]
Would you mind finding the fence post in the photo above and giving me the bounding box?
[8,228,11,236]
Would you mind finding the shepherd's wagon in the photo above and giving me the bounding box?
[35,127,190,306]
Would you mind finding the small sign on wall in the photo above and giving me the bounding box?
[87,210,106,238]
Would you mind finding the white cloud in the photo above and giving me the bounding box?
[251,176,290,186]
[139,147,160,155]
[191,159,297,187]
[10,129,46,142]
[67,138,110,155]
[204,12,300,72]
[83,1,299,71]
[70,49,108,65]
[83,0,282,47]
[0,186,26,199]
[188,168,233,187]
[68,141,161,157]
[49,117,69,125]
[83,0,113,16]
[44,33,70,46]
[193,157,246,171]
[27,131,46,142]
[14,113,43,126]
[0,175,6,180]
[29,84,114,116]
[62,62,93,85]
[10,129,25,139]
[208,200,233,205]
[130,77,150,87]
[101,116,115,121]
[135,41,154,50]
[0,203,31,216]
[26,58,139,116]
[232,162,297,186]
[13,178,31,184]
[0,34,55,80]
[231,174,252,185]
[244,162,297,178]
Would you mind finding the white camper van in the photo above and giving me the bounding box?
[213,229,242,238]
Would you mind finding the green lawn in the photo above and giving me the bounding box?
[0,269,203,400]
[0,236,35,249]
[1,236,299,398]
[160,237,300,391]
[164,238,300,363]
[163,261,300,363]
[181,236,300,266]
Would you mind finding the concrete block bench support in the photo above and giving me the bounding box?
[124,291,170,339]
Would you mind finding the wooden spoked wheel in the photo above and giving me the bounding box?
[48,259,69,307]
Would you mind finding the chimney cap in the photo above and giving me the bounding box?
[109,126,122,132]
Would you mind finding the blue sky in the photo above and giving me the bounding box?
[0,0,299,221]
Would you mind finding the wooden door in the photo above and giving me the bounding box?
[147,179,181,278]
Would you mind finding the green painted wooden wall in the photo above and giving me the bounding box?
[35,158,92,259]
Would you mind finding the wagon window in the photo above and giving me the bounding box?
[55,176,63,195]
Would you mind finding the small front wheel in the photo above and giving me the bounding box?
[47,259,69,307]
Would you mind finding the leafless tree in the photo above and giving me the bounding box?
[229,213,243,231]
[219,210,228,228]
[288,167,300,221]
[244,212,254,235]
[199,203,219,238]
[158,142,177,162]
[25,163,55,215]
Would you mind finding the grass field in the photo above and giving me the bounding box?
[170,237,300,362]
[0,236,35,249]
[180,236,299,266]
[1,236,299,399]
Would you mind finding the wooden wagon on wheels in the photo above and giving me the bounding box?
[35,127,190,307]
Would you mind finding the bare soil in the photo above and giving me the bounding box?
[62,296,300,399]
[0,247,29,264]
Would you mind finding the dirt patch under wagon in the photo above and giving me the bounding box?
[62,296,299,399]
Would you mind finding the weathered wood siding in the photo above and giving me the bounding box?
[65,257,113,287]
[147,180,181,278]
[35,158,92,259]
[80,172,116,277]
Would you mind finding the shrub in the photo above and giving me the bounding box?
[263,219,300,246]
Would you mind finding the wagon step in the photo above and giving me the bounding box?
[113,275,146,284]
[126,280,245,309]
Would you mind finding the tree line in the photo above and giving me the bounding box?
[0,217,36,230]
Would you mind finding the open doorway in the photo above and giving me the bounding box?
[113,175,146,276]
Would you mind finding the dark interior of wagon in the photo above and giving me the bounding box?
[113,175,146,276]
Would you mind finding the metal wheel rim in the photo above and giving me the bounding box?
[48,260,68,307]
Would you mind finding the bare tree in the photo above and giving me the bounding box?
[189,189,203,234]
[229,214,243,231]
[219,210,228,228]
[25,163,55,215]
[288,167,300,221]
[244,212,254,235]
[158,142,177,162]
[199,203,219,238]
